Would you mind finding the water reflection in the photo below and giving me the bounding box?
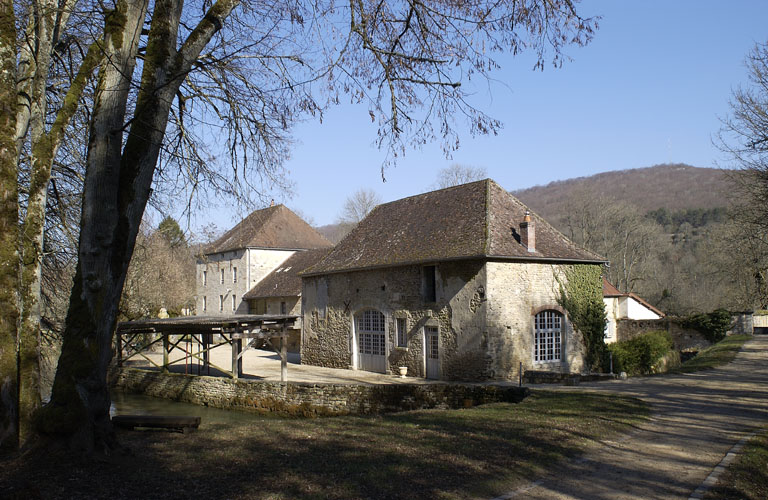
[110,391,272,426]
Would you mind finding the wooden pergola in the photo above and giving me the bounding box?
[115,314,299,382]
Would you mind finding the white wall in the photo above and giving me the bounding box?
[196,248,294,316]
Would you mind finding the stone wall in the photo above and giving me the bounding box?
[485,262,587,378]
[728,312,754,336]
[111,368,529,417]
[616,318,711,351]
[301,261,488,379]
[302,260,595,381]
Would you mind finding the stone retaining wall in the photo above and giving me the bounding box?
[111,368,529,417]
[616,318,711,351]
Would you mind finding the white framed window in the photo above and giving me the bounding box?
[534,310,563,363]
[396,318,407,347]
[219,295,224,312]
[233,267,237,283]
[220,268,224,284]
[203,270,207,286]
[357,309,386,356]
[232,295,236,312]
[202,296,207,312]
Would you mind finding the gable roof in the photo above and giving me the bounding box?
[602,277,665,317]
[205,205,332,254]
[304,179,604,276]
[243,249,330,299]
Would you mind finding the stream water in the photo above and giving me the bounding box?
[110,391,273,426]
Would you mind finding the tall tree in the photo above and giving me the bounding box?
[717,41,768,309]
[1,0,598,452]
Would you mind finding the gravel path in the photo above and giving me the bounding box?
[495,335,768,500]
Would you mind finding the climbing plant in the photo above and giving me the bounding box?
[557,265,607,372]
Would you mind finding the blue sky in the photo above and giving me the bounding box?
[184,0,768,231]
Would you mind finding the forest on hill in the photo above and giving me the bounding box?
[515,164,766,314]
[513,163,730,218]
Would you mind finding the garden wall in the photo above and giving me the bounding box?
[110,368,529,417]
[617,318,710,351]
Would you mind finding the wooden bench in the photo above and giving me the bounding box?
[112,415,201,433]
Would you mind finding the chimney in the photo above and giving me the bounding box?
[520,210,535,252]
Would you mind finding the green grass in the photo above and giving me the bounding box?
[705,429,768,500]
[672,334,750,373]
[1,391,648,500]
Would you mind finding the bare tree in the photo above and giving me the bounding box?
[338,189,383,225]
[121,220,195,321]
[717,41,768,230]
[716,41,768,309]
[433,164,488,189]
[560,189,661,293]
[1,0,598,452]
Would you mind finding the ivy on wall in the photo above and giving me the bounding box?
[557,265,607,372]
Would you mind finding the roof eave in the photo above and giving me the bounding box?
[301,254,608,277]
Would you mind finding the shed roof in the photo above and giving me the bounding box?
[205,205,332,255]
[304,179,604,276]
[244,249,330,299]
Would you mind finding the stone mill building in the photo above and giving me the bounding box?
[299,179,606,381]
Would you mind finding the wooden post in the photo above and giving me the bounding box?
[162,334,169,373]
[203,333,210,375]
[280,334,287,383]
[232,338,242,379]
[116,331,123,367]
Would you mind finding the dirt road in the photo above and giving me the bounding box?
[495,336,768,500]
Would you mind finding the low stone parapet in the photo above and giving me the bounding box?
[110,368,529,417]
[523,370,616,385]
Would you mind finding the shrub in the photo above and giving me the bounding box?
[681,309,732,343]
[607,330,673,375]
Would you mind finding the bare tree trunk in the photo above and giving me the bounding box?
[0,0,20,454]
[39,0,238,452]
[38,0,150,452]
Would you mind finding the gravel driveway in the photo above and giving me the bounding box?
[494,335,768,500]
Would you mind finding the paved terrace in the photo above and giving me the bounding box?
[122,344,442,385]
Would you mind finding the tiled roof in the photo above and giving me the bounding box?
[602,277,624,297]
[243,249,330,299]
[304,179,604,276]
[205,205,332,254]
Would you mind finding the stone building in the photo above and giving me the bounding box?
[300,179,606,381]
[196,205,332,317]
[242,248,329,350]
[602,277,665,343]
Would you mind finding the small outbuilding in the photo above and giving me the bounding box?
[602,277,665,343]
[300,179,606,381]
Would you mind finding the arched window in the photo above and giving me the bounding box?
[534,310,563,362]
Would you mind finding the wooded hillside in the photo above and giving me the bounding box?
[514,163,730,220]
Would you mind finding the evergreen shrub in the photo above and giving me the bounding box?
[681,309,732,343]
[607,330,673,375]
